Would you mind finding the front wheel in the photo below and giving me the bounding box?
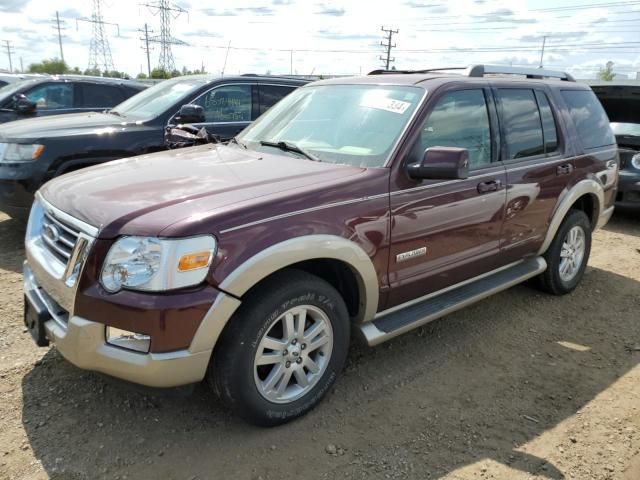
[538,209,592,295]
[209,269,350,426]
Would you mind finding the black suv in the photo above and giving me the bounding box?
[0,74,308,217]
[0,75,147,124]
[591,82,640,209]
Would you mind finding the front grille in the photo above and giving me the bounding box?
[41,210,81,264]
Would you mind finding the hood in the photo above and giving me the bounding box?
[40,144,365,237]
[591,84,640,124]
[0,111,143,141]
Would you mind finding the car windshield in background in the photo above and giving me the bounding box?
[611,122,640,137]
[238,84,424,167]
[110,76,212,121]
[0,79,41,104]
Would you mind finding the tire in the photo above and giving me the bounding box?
[538,209,592,295]
[208,269,350,426]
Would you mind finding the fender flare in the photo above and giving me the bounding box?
[537,179,604,256]
[188,235,379,354]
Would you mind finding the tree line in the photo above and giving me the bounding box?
[26,58,206,79]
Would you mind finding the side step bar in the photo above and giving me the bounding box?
[360,257,547,346]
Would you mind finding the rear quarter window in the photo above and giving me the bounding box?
[561,89,615,150]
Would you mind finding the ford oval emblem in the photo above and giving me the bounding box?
[43,224,61,243]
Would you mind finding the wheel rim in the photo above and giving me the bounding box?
[254,305,333,404]
[559,225,586,282]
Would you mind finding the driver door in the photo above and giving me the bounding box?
[187,84,254,140]
[387,87,507,307]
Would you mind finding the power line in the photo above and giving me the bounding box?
[2,39,15,72]
[77,0,119,72]
[52,11,66,62]
[380,26,398,69]
[531,0,640,12]
[142,0,188,72]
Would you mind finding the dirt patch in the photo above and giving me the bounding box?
[0,210,639,480]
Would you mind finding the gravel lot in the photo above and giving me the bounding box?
[1,209,639,480]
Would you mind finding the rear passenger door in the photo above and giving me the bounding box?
[257,84,297,116]
[495,86,572,262]
[387,87,507,307]
[77,82,126,111]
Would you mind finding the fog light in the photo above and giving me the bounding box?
[106,327,151,353]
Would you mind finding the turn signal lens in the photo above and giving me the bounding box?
[178,251,212,271]
[32,145,45,159]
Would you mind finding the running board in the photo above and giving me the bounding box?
[360,257,547,346]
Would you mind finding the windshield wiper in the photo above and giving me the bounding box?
[228,136,247,149]
[108,109,123,117]
[259,140,320,162]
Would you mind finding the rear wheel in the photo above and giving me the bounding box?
[538,209,592,295]
[209,269,350,426]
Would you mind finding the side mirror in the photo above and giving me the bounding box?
[13,95,37,114]
[174,104,205,124]
[407,147,470,180]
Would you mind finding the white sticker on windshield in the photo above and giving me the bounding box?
[360,97,412,114]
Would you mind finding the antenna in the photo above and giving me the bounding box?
[141,0,188,73]
[77,0,119,72]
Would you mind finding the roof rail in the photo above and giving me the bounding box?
[368,65,575,82]
[466,65,575,82]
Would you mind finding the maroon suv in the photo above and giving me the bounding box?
[23,65,618,426]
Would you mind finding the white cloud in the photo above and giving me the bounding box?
[0,0,638,78]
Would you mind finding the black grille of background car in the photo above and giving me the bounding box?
[41,211,80,264]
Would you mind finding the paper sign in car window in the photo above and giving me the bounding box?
[360,96,412,114]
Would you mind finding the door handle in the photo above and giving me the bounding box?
[477,180,502,194]
[556,164,573,176]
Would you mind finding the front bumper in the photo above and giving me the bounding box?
[24,262,213,387]
[0,179,34,217]
[615,170,640,209]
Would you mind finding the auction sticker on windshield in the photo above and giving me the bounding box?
[360,96,412,114]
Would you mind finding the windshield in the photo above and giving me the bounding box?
[238,84,424,167]
[611,122,640,137]
[0,79,41,106]
[110,76,213,121]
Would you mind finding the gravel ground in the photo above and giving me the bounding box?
[0,209,639,480]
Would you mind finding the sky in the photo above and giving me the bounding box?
[0,0,639,79]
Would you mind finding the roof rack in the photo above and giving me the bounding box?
[368,64,575,82]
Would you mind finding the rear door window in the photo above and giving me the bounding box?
[258,85,296,115]
[561,89,615,149]
[25,83,74,110]
[192,84,252,123]
[534,91,559,154]
[79,83,125,107]
[496,89,545,160]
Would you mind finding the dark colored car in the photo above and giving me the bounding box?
[591,82,640,209]
[0,75,307,217]
[23,65,617,426]
[0,75,147,124]
[0,73,46,88]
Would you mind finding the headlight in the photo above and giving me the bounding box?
[632,153,640,170]
[100,235,216,293]
[1,143,44,162]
